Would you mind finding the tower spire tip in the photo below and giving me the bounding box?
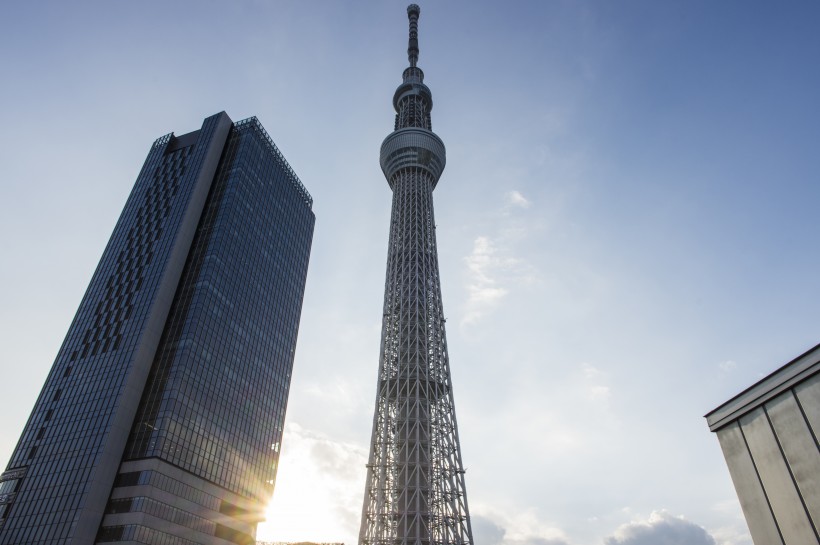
[407,4,420,67]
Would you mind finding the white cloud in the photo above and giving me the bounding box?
[302,376,365,416]
[506,190,531,209]
[510,538,570,545]
[472,507,570,545]
[462,236,511,327]
[472,514,507,545]
[582,363,604,379]
[582,363,612,403]
[709,526,753,545]
[605,510,716,545]
[258,423,367,544]
[588,385,611,401]
[708,499,753,545]
[718,360,737,373]
[460,191,542,328]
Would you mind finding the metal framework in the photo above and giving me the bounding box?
[359,6,474,545]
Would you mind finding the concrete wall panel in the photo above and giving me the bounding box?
[717,421,784,545]
[795,374,820,437]
[766,390,820,531]
[741,407,816,544]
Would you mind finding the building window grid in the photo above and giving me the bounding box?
[0,118,228,543]
[97,523,201,545]
[105,496,215,535]
[0,115,313,544]
[124,123,312,496]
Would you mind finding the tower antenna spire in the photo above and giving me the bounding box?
[407,4,420,67]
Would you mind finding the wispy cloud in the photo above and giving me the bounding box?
[506,190,531,209]
[582,363,611,403]
[460,192,540,328]
[462,236,512,327]
[718,360,737,373]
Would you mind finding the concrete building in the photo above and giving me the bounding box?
[0,112,314,545]
[706,344,820,545]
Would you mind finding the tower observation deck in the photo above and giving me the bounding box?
[359,5,474,545]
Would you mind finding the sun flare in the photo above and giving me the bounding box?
[256,424,365,545]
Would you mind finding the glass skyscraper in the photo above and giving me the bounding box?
[0,112,314,545]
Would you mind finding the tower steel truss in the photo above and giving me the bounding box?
[359,6,474,545]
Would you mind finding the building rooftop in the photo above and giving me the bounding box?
[705,342,820,431]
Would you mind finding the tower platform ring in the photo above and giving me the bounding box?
[392,81,433,111]
[380,127,446,187]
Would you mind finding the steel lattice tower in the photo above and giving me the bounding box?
[359,6,474,545]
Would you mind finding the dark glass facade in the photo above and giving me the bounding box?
[0,112,314,545]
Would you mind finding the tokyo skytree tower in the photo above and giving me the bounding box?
[359,5,474,545]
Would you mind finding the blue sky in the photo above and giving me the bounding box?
[2,2,820,544]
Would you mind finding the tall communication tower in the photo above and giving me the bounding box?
[359,5,474,545]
